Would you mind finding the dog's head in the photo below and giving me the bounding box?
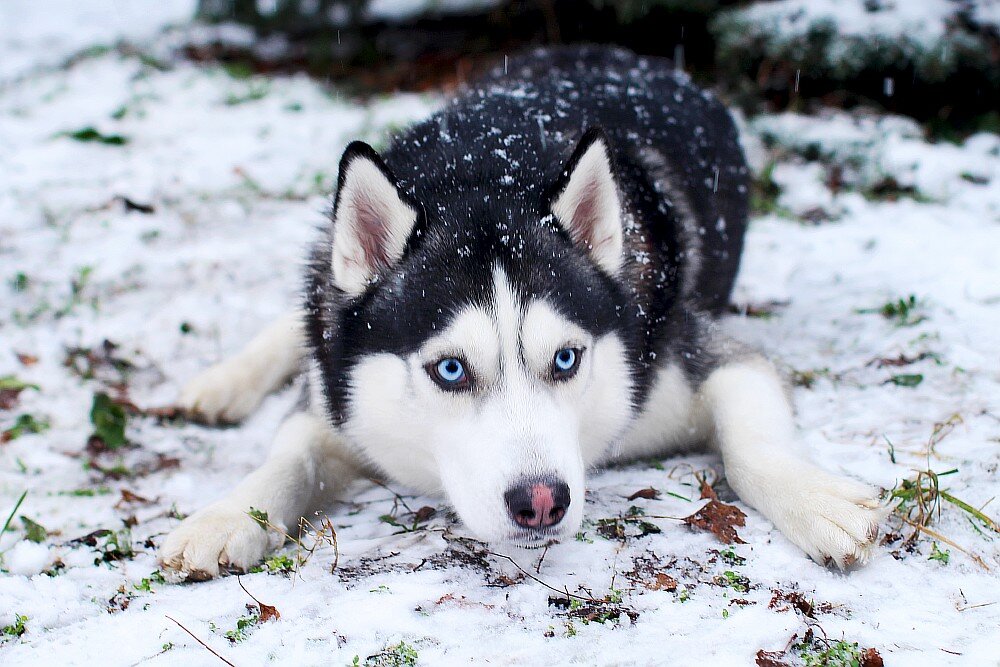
[306,130,638,545]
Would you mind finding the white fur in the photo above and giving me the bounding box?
[178,311,304,424]
[611,363,708,461]
[697,358,884,568]
[331,156,417,296]
[159,410,361,579]
[340,267,632,544]
[551,137,624,275]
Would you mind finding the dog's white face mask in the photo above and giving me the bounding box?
[327,133,633,544]
[343,267,633,544]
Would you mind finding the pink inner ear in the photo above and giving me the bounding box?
[352,191,391,270]
[568,181,601,248]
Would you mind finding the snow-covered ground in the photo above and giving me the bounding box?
[2,7,999,667]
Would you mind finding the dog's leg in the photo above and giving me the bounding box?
[179,310,305,424]
[159,410,359,580]
[699,357,884,568]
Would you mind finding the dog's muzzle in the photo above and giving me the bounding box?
[504,475,570,530]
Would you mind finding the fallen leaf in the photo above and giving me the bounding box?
[627,488,659,501]
[413,506,436,522]
[650,573,677,591]
[684,499,746,544]
[0,376,39,410]
[699,478,717,500]
[860,648,884,667]
[118,489,152,505]
[238,577,281,622]
[20,516,48,543]
[0,389,21,411]
[258,601,280,623]
[755,649,791,667]
[768,589,830,618]
[16,353,39,366]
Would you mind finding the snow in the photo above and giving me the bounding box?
[716,0,999,80]
[2,542,51,577]
[2,7,1000,667]
[0,1,198,84]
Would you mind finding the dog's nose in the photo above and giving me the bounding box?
[504,477,571,530]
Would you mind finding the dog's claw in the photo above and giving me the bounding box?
[759,464,886,569]
[158,503,282,580]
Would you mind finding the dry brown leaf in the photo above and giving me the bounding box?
[627,488,659,501]
[649,572,677,591]
[0,388,24,411]
[16,353,39,366]
[117,489,152,506]
[860,648,884,667]
[258,602,280,623]
[413,506,436,522]
[237,577,281,623]
[684,499,747,544]
[755,650,791,667]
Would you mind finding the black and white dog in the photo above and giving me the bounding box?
[160,46,881,580]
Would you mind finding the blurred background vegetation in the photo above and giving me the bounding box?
[190,0,999,139]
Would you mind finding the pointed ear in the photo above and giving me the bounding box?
[549,128,624,275]
[330,141,419,296]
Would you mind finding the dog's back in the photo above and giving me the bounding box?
[381,45,749,314]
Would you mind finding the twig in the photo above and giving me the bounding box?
[487,550,600,603]
[534,542,552,574]
[368,478,414,514]
[899,517,990,571]
[237,576,263,607]
[165,615,236,667]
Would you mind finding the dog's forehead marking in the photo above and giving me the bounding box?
[490,265,523,373]
[419,265,586,381]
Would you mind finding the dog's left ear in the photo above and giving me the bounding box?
[549,128,623,275]
[330,141,419,296]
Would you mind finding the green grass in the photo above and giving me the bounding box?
[362,640,419,667]
[224,612,259,643]
[248,507,269,530]
[928,542,950,565]
[857,294,927,327]
[59,126,129,146]
[796,638,867,667]
[0,376,38,392]
[887,373,923,388]
[1,491,28,547]
[1,614,28,642]
[2,414,50,441]
[250,553,296,575]
[134,570,167,592]
[717,570,750,593]
[89,392,128,449]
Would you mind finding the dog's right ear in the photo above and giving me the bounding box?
[330,141,419,296]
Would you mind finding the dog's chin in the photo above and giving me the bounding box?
[499,528,571,550]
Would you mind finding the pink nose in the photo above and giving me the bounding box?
[505,478,571,530]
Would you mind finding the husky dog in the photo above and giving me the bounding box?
[160,46,882,580]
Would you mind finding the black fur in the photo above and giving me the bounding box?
[305,46,749,424]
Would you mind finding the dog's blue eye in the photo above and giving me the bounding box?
[552,347,581,379]
[431,357,468,389]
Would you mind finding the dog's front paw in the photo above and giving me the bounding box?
[178,360,266,425]
[764,466,886,569]
[158,504,283,581]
